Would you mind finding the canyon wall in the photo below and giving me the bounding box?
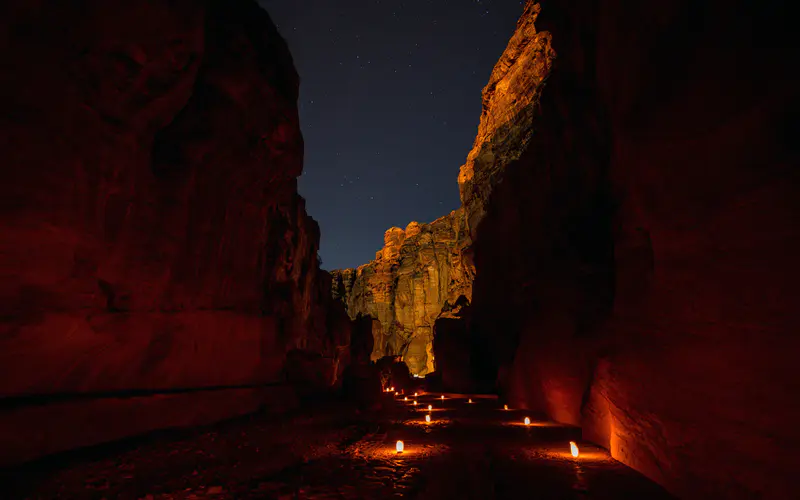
[0,0,356,466]
[461,0,798,498]
[331,210,472,375]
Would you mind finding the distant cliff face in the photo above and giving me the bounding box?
[329,4,555,378]
[331,209,472,375]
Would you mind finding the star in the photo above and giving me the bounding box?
[264,0,527,269]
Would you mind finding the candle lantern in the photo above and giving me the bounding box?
[468,398,472,404]
[425,414,431,423]
[396,440,404,453]
[428,404,432,411]
[524,417,531,426]
[504,404,509,410]
[570,441,579,458]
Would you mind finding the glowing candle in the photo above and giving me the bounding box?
[504,404,509,410]
[524,417,531,426]
[414,392,418,397]
[441,395,445,400]
[428,405,432,411]
[413,400,417,405]
[468,399,472,404]
[396,440,404,453]
[425,414,431,423]
[395,392,399,396]
[404,396,408,401]
[570,441,579,458]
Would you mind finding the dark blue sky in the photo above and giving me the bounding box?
[259,0,526,270]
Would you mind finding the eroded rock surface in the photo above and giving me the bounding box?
[331,0,797,497]
[457,1,555,238]
[331,210,472,376]
[331,4,555,380]
[0,0,356,465]
[463,1,798,498]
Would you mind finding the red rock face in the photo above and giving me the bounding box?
[331,210,473,376]
[466,0,798,498]
[0,0,355,465]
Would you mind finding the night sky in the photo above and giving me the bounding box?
[259,0,526,270]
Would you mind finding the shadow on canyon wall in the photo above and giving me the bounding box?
[0,0,371,467]
[439,0,798,498]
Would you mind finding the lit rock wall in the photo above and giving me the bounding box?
[0,0,354,466]
[457,1,555,239]
[465,1,799,498]
[331,209,472,375]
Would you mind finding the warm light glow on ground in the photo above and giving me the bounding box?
[361,442,448,460]
[526,445,609,463]
[503,420,563,429]
[404,416,451,428]
[416,407,446,413]
[570,441,579,458]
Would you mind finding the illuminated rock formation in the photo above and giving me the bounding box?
[457,1,555,238]
[332,0,798,496]
[330,3,554,382]
[0,0,358,465]
[331,209,472,375]
[459,0,798,498]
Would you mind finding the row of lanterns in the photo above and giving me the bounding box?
[390,390,580,458]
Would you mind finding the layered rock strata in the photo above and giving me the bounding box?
[331,209,472,375]
[0,0,356,466]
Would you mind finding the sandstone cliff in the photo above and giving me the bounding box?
[454,0,798,498]
[457,1,555,238]
[331,3,555,380]
[0,0,357,465]
[331,0,797,496]
[331,209,472,375]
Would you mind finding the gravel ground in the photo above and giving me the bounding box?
[2,394,673,499]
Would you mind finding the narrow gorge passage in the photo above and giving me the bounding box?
[6,392,671,499]
[1,0,795,497]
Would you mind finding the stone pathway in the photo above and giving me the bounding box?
[3,394,673,499]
